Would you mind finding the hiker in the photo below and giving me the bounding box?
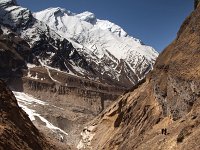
[161,128,167,135]
[164,128,167,135]
[161,128,164,134]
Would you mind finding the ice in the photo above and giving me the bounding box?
[13,91,47,105]
[18,103,36,121]
[27,63,37,68]
[27,71,39,80]
[35,113,68,135]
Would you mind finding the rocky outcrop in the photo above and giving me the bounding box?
[0,80,73,150]
[78,3,200,150]
[0,27,30,82]
[194,0,200,9]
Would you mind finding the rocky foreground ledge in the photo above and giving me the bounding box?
[0,80,74,150]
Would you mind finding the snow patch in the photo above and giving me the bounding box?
[13,91,68,136]
[33,8,158,85]
[13,91,46,105]
[27,63,37,68]
[27,71,39,80]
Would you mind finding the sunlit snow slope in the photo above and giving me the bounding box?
[34,8,159,87]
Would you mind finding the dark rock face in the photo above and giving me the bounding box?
[0,0,33,29]
[31,33,95,74]
[0,28,30,81]
[78,4,200,150]
[194,0,200,9]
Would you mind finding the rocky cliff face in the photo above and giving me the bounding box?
[0,80,73,150]
[0,27,30,82]
[194,0,200,9]
[20,66,123,146]
[78,4,200,150]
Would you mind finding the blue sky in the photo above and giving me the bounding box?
[17,0,193,52]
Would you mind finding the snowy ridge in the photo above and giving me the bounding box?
[0,0,31,28]
[0,0,96,78]
[34,7,159,86]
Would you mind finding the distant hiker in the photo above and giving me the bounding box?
[161,128,167,135]
[161,128,164,134]
[164,128,167,135]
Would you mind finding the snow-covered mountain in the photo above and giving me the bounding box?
[0,0,97,80]
[34,7,159,87]
[0,0,158,88]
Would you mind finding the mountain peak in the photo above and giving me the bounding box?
[39,7,74,16]
[0,0,17,6]
[76,11,97,24]
[33,6,158,86]
[0,0,32,28]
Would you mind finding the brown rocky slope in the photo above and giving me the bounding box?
[0,80,73,150]
[78,3,200,150]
